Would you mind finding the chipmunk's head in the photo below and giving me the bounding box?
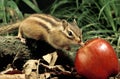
[61,19,83,46]
[47,19,83,50]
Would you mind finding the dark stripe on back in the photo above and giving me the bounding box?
[32,14,60,27]
[32,20,50,32]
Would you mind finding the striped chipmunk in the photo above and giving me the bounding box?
[17,14,83,50]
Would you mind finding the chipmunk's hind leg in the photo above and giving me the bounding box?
[16,27,26,43]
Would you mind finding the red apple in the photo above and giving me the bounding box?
[75,38,119,79]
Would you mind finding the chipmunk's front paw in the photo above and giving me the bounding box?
[20,38,26,44]
[16,36,26,44]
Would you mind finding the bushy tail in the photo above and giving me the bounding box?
[0,21,21,35]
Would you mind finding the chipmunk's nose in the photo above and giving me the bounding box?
[75,37,84,46]
[78,40,84,46]
[78,40,81,43]
[75,38,84,46]
[79,42,84,46]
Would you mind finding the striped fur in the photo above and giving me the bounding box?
[17,14,82,49]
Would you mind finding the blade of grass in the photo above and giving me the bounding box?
[114,0,120,25]
[76,0,79,9]
[32,0,39,8]
[22,0,42,13]
[116,36,120,56]
[50,0,73,14]
[0,0,7,24]
[7,0,23,20]
[98,0,118,37]
[86,30,119,34]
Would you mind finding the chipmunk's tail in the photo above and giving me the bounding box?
[0,21,21,35]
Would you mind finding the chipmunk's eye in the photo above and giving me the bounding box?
[68,30,73,36]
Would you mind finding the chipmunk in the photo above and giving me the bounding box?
[17,14,83,50]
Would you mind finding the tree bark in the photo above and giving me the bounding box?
[0,36,30,71]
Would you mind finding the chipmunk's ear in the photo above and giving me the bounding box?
[62,19,68,29]
[73,19,77,24]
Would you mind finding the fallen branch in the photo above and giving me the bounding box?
[0,74,25,79]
